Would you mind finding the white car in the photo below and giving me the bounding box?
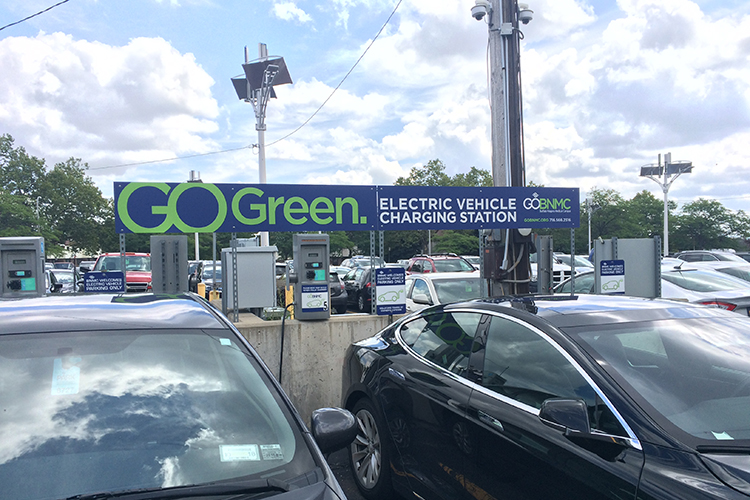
[555,267,750,314]
[666,260,750,285]
[405,271,484,312]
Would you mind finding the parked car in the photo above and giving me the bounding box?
[78,260,96,273]
[673,250,748,263]
[555,267,750,314]
[53,261,74,270]
[554,253,594,269]
[529,251,575,291]
[0,293,356,500]
[461,255,481,270]
[49,268,83,293]
[340,255,385,268]
[405,271,484,312]
[342,294,750,500]
[673,260,750,285]
[92,252,152,293]
[343,266,375,312]
[329,271,348,314]
[202,261,222,298]
[329,265,351,280]
[406,253,476,274]
[43,269,63,294]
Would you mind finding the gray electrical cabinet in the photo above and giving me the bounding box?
[289,234,330,321]
[221,245,278,312]
[592,237,661,298]
[0,237,46,298]
[150,235,188,294]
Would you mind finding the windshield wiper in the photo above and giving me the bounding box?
[63,477,290,500]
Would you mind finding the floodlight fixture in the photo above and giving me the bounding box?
[639,153,693,256]
[231,43,293,247]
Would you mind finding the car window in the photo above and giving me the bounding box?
[411,279,431,301]
[433,259,474,272]
[405,277,415,298]
[410,261,423,273]
[481,315,626,436]
[556,273,595,294]
[433,278,483,303]
[401,312,481,376]
[718,266,750,283]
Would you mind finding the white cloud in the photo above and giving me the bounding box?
[272,1,313,23]
[0,33,220,170]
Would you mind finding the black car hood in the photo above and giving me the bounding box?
[701,453,750,496]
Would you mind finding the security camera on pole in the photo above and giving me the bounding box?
[472,0,533,295]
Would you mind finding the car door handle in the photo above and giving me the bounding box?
[388,367,405,381]
[478,410,504,431]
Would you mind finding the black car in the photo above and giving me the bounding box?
[329,271,348,314]
[343,266,373,312]
[0,293,356,500]
[342,294,750,499]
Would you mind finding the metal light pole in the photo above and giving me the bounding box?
[231,43,292,247]
[187,170,202,260]
[640,152,693,256]
[474,0,533,295]
[586,197,600,253]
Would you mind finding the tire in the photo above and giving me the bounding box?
[357,293,367,312]
[335,305,347,315]
[349,398,394,500]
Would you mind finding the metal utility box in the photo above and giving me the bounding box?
[592,237,661,298]
[221,245,278,312]
[150,235,188,294]
[0,237,46,298]
[537,235,554,294]
[290,234,330,320]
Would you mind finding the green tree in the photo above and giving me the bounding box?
[0,191,39,236]
[671,198,748,252]
[393,159,491,257]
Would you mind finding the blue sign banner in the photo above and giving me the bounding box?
[84,271,125,293]
[115,182,579,234]
[377,185,579,230]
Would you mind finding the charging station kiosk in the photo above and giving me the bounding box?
[0,237,46,298]
[289,234,330,320]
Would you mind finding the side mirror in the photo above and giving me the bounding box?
[412,293,433,305]
[539,398,590,434]
[539,398,628,461]
[311,407,357,455]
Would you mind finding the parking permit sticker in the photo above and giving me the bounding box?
[220,338,232,346]
[51,357,82,395]
[260,444,284,460]
[220,445,260,462]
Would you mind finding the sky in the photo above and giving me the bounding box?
[0,0,749,212]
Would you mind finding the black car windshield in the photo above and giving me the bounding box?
[569,314,750,444]
[0,329,315,500]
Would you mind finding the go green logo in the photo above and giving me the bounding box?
[117,182,366,233]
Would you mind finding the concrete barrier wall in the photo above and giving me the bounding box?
[232,313,398,421]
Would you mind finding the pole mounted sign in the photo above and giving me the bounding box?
[115,182,579,234]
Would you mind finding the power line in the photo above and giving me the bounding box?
[87,146,251,171]
[92,0,403,171]
[0,0,71,32]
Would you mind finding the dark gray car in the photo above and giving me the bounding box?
[0,293,355,500]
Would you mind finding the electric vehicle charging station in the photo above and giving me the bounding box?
[289,234,330,320]
[0,237,46,298]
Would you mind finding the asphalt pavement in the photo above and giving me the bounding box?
[327,447,368,500]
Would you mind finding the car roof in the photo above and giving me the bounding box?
[0,293,226,335]
[437,293,728,328]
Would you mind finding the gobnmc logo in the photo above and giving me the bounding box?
[522,192,572,211]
